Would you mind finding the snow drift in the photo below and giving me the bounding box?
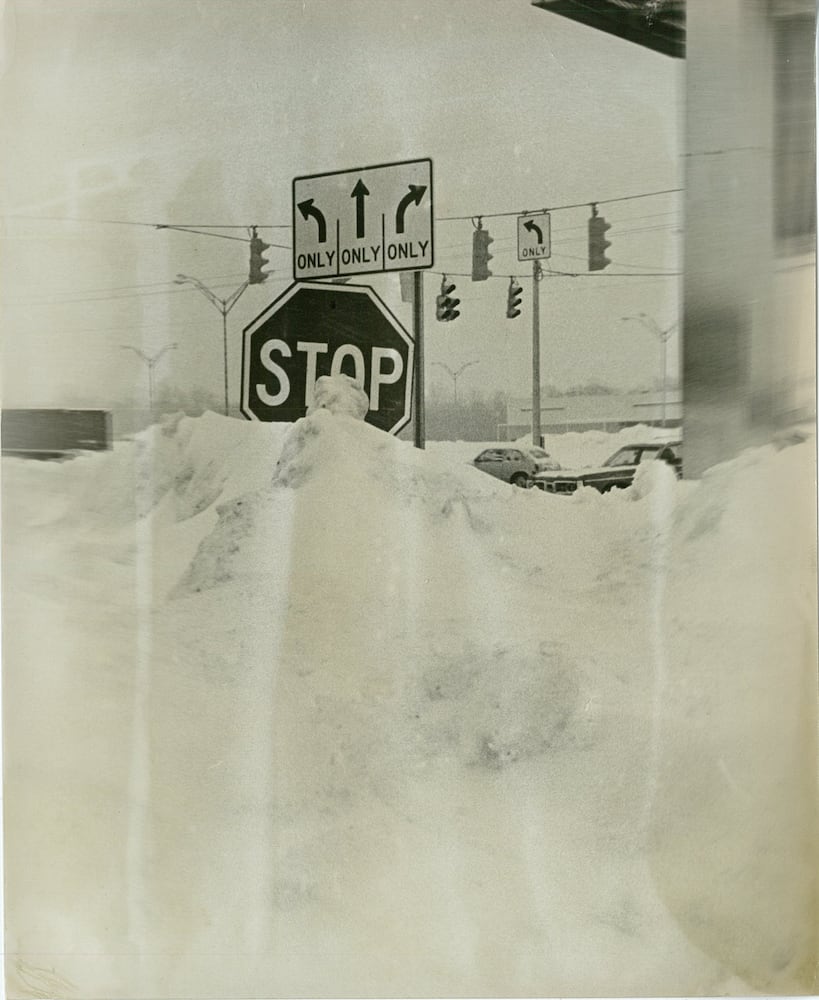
[3,394,817,998]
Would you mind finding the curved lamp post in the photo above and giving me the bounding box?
[174,274,249,416]
[621,313,677,427]
[121,343,178,415]
[432,360,480,403]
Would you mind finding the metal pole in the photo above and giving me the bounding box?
[532,260,542,447]
[221,308,229,417]
[174,275,247,420]
[413,270,425,449]
[661,334,668,428]
[148,363,154,415]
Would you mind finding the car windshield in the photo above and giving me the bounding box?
[529,448,550,459]
[603,447,642,467]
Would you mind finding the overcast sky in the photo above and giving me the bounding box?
[0,0,683,410]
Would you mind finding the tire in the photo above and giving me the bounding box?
[511,472,530,488]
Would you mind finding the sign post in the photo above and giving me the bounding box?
[241,281,414,434]
[532,260,543,447]
[413,271,425,449]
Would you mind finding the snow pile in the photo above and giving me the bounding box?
[306,372,369,419]
[3,397,816,999]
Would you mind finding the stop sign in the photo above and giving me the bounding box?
[241,281,414,434]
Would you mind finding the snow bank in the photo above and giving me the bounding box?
[3,407,816,999]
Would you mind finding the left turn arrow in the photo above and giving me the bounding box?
[298,199,327,243]
[524,219,544,244]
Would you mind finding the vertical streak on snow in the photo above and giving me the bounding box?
[642,473,675,836]
[243,490,297,955]
[125,462,154,949]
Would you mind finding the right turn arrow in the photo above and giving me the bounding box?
[395,184,426,234]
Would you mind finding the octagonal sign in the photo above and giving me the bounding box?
[241,281,414,434]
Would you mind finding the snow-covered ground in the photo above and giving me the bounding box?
[3,392,817,999]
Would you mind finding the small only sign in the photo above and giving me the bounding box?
[517,212,551,261]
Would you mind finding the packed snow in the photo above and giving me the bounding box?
[3,379,817,999]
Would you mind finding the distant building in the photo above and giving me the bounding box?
[502,390,683,439]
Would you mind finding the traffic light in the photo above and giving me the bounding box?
[472,225,493,281]
[506,277,523,318]
[588,210,612,271]
[249,227,271,284]
[435,277,460,322]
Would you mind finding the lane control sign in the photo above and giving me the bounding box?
[293,158,433,280]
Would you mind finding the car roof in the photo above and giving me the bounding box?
[622,441,681,449]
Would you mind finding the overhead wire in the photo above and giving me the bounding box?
[2,187,682,303]
[2,187,681,239]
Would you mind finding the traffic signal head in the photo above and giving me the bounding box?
[249,230,271,284]
[588,213,612,271]
[436,278,460,321]
[472,226,493,281]
[507,278,523,319]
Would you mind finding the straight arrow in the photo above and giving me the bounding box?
[524,219,543,244]
[351,179,369,239]
[297,198,327,243]
[395,184,426,234]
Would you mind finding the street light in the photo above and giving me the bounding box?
[174,274,249,417]
[432,360,480,403]
[121,343,177,415]
[621,313,677,427]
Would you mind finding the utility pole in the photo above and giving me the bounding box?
[121,343,177,415]
[432,360,479,403]
[174,274,249,417]
[621,313,677,427]
[532,259,544,446]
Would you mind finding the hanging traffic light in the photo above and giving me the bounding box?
[249,227,271,284]
[506,277,523,318]
[436,277,460,322]
[472,224,493,281]
[588,208,612,271]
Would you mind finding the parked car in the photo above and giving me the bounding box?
[473,446,560,487]
[534,441,683,494]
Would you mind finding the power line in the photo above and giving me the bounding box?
[8,272,250,301]
[7,281,249,308]
[2,214,292,247]
[3,214,290,230]
[437,188,683,222]
[3,187,681,238]
[549,251,678,273]
[433,268,679,280]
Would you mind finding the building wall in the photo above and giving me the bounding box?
[505,390,683,438]
[683,0,816,476]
